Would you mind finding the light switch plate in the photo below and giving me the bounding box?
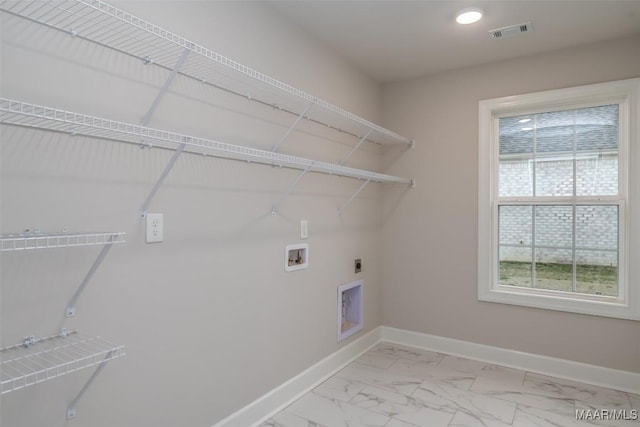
[300,220,309,239]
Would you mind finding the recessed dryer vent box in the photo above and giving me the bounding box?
[285,243,308,272]
[338,280,363,342]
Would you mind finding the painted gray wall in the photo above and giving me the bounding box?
[0,2,386,426]
[380,35,640,374]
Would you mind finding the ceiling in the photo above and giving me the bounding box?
[269,1,640,83]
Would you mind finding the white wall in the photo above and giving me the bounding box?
[0,2,386,426]
[381,35,640,374]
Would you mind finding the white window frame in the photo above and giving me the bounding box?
[478,78,640,320]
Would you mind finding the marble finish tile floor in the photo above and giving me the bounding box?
[259,342,639,427]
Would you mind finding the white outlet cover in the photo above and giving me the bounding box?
[300,220,309,239]
[146,213,163,243]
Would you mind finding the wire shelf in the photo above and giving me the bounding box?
[0,0,413,147]
[0,98,414,185]
[0,231,126,252]
[0,331,124,394]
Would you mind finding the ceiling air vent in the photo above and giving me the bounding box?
[489,21,532,39]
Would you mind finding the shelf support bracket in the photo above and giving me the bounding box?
[338,178,371,215]
[271,102,313,153]
[271,165,313,216]
[139,142,187,218]
[66,350,116,420]
[339,129,372,166]
[66,235,115,317]
[140,47,191,128]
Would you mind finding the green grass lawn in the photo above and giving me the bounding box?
[499,261,618,296]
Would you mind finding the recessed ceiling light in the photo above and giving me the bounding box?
[456,7,483,25]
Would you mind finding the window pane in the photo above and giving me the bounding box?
[576,250,618,296]
[535,248,573,292]
[575,105,618,153]
[499,115,533,197]
[499,116,534,156]
[499,246,532,287]
[576,205,618,250]
[535,158,573,196]
[577,154,618,196]
[536,110,574,153]
[499,205,532,245]
[499,161,533,197]
[535,205,572,248]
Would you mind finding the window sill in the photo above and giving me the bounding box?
[478,284,640,320]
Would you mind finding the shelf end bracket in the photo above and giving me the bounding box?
[66,350,115,419]
[139,142,187,219]
[271,165,312,215]
[339,128,372,166]
[66,236,115,317]
[271,102,313,153]
[338,178,371,215]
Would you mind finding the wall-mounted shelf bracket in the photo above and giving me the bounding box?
[271,164,313,216]
[139,47,191,149]
[141,47,191,127]
[139,142,187,218]
[338,178,371,215]
[66,348,115,419]
[339,129,372,166]
[66,234,117,317]
[271,102,313,153]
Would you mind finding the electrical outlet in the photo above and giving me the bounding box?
[146,213,163,243]
[355,258,362,273]
[300,219,309,239]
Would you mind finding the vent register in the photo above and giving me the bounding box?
[490,21,532,39]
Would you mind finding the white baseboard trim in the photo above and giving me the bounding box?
[381,326,640,395]
[212,326,382,427]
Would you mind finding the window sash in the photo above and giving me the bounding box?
[493,201,624,300]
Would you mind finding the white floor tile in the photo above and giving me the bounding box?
[286,392,390,427]
[337,362,422,396]
[523,373,631,408]
[470,376,575,416]
[369,343,444,365]
[259,410,328,427]
[411,381,517,424]
[312,376,367,403]
[388,358,475,390]
[349,384,454,425]
[438,355,525,385]
[448,411,515,427]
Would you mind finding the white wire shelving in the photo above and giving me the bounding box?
[0,330,124,395]
[0,0,414,148]
[0,231,126,251]
[0,98,414,185]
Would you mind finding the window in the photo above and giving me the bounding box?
[478,79,640,320]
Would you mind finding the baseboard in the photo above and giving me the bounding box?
[212,326,382,427]
[381,326,640,395]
